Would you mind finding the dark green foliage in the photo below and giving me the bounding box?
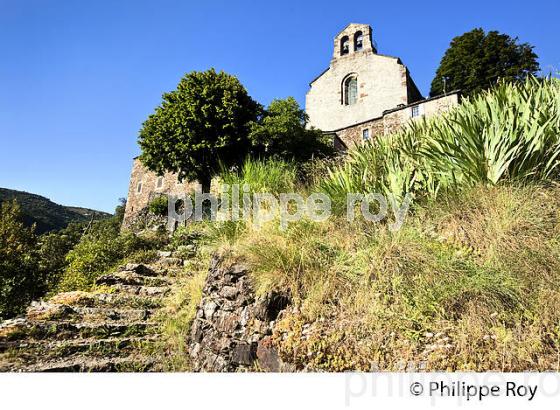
[57,223,139,292]
[0,200,40,319]
[430,28,539,97]
[248,97,334,162]
[148,195,168,216]
[113,198,127,223]
[36,222,86,294]
[0,188,110,234]
[138,68,261,193]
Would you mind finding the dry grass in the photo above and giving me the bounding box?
[204,183,560,371]
[159,155,560,371]
[151,248,209,371]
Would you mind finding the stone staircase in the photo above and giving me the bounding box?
[0,254,185,372]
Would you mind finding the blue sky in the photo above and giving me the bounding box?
[0,0,557,212]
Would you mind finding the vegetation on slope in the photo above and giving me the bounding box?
[0,198,163,319]
[56,203,166,292]
[0,188,109,234]
[164,77,560,371]
[172,172,560,371]
[3,77,560,372]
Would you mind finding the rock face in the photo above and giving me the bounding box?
[0,258,185,372]
[189,256,292,372]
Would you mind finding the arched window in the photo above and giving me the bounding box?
[354,31,363,51]
[340,36,349,55]
[344,76,358,105]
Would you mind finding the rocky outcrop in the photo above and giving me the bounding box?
[122,207,168,232]
[189,256,293,372]
[0,258,185,372]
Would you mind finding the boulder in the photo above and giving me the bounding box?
[119,263,156,277]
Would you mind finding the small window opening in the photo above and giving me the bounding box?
[411,105,421,118]
[136,182,142,194]
[156,176,164,189]
[362,128,370,141]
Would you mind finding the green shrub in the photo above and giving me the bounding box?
[169,224,204,250]
[1,201,90,318]
[36,222,86,293]
[57,217,163,292]
[126,249,159,264]
[148,195,168,216]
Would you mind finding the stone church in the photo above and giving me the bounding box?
[306,23,458,148]
[122,23,459,226]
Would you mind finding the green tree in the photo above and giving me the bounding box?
[36,222,85,293]
[0,200,39,319]
[139,69,261,193]
[430,28,539,97]
[249,97,334,162]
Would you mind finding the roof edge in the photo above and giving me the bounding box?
[309,67,330,86]
[326,90,461,133]
[382,90,461,115]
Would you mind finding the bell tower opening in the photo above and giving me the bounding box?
[333,23,377,60]
[354,31,363,51]
[340,36,349,55]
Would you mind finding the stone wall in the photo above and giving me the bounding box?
[189,256,293,372]
[305,23,423,132]
[336,92,460,148]
[122,158,198,228]
[334,116,385,148]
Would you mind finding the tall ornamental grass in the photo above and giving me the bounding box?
[220,157,298,195]
[321,77,560,205]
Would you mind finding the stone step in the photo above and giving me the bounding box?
[49,291,164,309]
[117,263,158,277]
[0,335,159,370]
[0,320,154,346]
[96,272,174,287]
[71,306,155,322]
[23,303,154,324]
[110,284,171,297]
[0,255,186,372]
[7,354,156,373]
[156,257,184,268]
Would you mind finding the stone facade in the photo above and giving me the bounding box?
[305,23,423,131]
[122,158,199,228]
[334,92,460,148]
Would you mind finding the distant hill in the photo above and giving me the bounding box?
[0,188,111,234]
